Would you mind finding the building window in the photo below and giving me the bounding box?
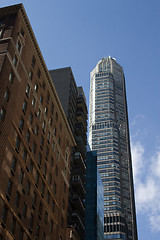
[39,201,42,216]
[15,191,20,208]
[6,179,12,197]
[9,72,14,84]
[47,132,50,143]
[35,171,39,185]
[29,71,33,81]
[29,112,33,125]
[44,106,48,115]
[55,165,58,176]
[19,168,24,184]
[29,214,34,229]
[23,148,27,162]
[32,96,36,108]
[49,118,52,126]
[44,211,48,224]
[52,200,55,213]
[47,191,50,204]
[4,88,10,102]
[35,124,39,135]
[16,135,20,151]
[53,182,57,195]
[22,203,27,218]
[42,81,45,90]
[51,156,54,167]
[0,106,6,121]
[50,219,53,233]
[31,56,36,68]
[38,152,42,166]
[36,225,40,237]
[19,117,24,131]
[29,160,33,173]
[62,199,65,210]
[10,215,16,234]
[1,205,8,224]
[37,69,41,78]
[13,55,18,67]
[51,102,54,114]
[32,141,36,154]
[26,181,31,195]
[16,40,22,53]
[42,120,46,132]
[45,146,49,159]
[33,191,37,206]
[19,227,24,240]
[49,173,52,185]
[26,129,30,143]
[11,156,17,172]
[46,92,50,103]
[40,95,43,104]
[26,84,30,97]
[37,108,41,119]
[43,164,47,176]
[34,83,38,92]
[40,135,44,148]
[55,112,58,122]
[22,100,27,114]
[41,181,45,195]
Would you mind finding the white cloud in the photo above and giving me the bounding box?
[131,140,160,232]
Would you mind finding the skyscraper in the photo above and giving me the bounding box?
[89,57,138,240]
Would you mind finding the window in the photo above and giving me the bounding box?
[51,102,54,114]
[31,56,36,68]
[32,96,36,108]
[15,191,20,208]
[29,112,33,125]
[55,112,58,122]
[26,181,30,195]
[44,164,47,176]
[56,150,60,161]
[49,173,52,185]
[40,135,44,148]
[6,179,12,197]
[25,84,30,97]
[49,118,52,126]
[37,69,41,78]
[41,181,45,195]
[32,141,36,154]
[39,201,42,215]
[47,132,50,143]
[1,205,7,223]
[47,191,50,204]
[16,40,22,53]
[45,146,49,159]
[19,227,24,240]
[58,137,61,146]
[19,168,24,184]
[42,81,45,90]
[34,83,38,92]
[62,199,65,210]
[46,92,50,103]
[52,200,55,212]
[23,148,27,162]
[53,182,57,195]
[40,95,43,104]
[35,124,39,135]
[50,219,53,233]
[22,100,27,114]
[52,141,55,151]
[16,135,20,151]
[0,106,6,121]
[13,55,18,67]
[35,171,39,185]
[11,156,17,172]
[9,72,14,84]
[22,203,27,218]
[38,152,42,166]
[29,160,33,173]
[10,215,16,234]
[37,108,41,119]
[42,120,46,132]
[26,130,30,143]
[29,71,33,81]
[19,117,24,131]
[51,156,54,167]
[4,88,10,102]
[44,211,48,224]
[44,106,48,115]
[55,165,58,176]
[29,214,34,229]
[36,225,40,237]
[33,191,37,206]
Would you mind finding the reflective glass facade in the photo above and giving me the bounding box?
[89,57,138,240]
[85,151,104,240]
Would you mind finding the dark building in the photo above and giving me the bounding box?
[89,57,138,240]
[85,151,104,240]
[50,68,88,240]
[0,4,75,240]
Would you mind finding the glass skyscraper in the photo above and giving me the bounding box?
[89,57,138,240]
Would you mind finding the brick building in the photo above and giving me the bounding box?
[0,4,75,240]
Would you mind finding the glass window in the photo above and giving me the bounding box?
[40,95,43,104]
[13,55,18,67]
[19,168,24,184]
[15,191,20,208]
[26,84,30,97]
[35,124,39,135]
[16,135,20,151]
[16,40,22,53]
[29,213,34,229]
[11,156,17,172]
[4,88,10,102]
[22,203,27,218]
[26,130,30,143]
[26,180,31,195]
[1,205,8,223]
[10,215,16,234]
[34,83,38,92]
[29,71,33,81]
[6,179,12,196]
[32,141,36,154]
[19,117,24,131]
[37,69,41,78]
[32,96,36,108]
[22,100,27,114]
[0,106,6,121]
[29,112,33,125]
[9,72,14,84]
[31,56,36,68]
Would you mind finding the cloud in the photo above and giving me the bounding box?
[131,140,160,232]
[131,114,145,127]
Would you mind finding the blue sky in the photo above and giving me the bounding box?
[1,0,160,239]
